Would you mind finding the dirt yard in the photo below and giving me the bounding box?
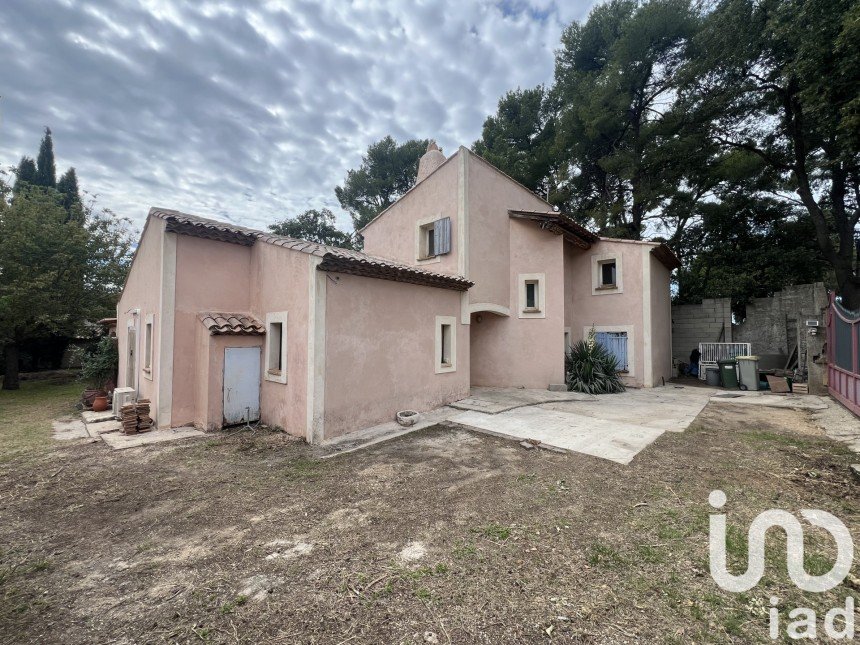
[1,379,859,644]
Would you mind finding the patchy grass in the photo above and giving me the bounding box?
[474,522,512,541]
[0,379,80,464]
[0,387,858,643]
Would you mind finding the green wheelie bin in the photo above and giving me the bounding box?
[718,358,739,389]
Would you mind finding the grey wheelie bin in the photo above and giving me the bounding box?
[736,355,760,391]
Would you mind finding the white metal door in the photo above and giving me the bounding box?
[223,347,261,425]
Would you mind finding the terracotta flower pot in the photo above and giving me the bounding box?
[82,389,101,409]
[92,395,109,412]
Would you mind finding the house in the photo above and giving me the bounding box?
[116,143,679,442]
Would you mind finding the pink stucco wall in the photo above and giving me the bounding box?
[361,153,461,276]
[565,239,647,387]
[466,152,549,310]
[172,235,252,426]
[118,216,313,436]
[649,254,674,385]
[249,242,311,437]
[175,237,311,435]
[470,218,566,388]
[116,217,165,416]
[322,273,469,438]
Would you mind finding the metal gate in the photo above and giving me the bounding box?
[596,331,628,371]
[827,293,860,417]
[223,347,261,426]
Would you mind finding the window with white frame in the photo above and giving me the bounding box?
[591,253,623,295]
[143,313,154,378]
[265,311,288,384]
[417,217,452,261]
[599,260,617,288]
[525,280,539,310]
[435,316,456,373]
[419,222,436,259]
[585,325,634,375]
[518,273,546,318]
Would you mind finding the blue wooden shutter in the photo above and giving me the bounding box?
[434,217,451,255]
[595,332,628,371]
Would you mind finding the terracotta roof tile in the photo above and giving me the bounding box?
[198,312,266,335]
[150,208,472,292]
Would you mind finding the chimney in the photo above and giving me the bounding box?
[416,140,446,184]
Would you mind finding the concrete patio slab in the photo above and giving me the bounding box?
[100,427,205,450]
[449,385,718,464]
[451,406,665,464]
[540,386,717,433]
[52,419,89,441]
[316,406,461,458]
[87,419,122,436]
[449,387,596,414]
[81,410,115,424]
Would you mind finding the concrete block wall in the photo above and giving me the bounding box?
[671,298,732,361]
[671,283,830,390]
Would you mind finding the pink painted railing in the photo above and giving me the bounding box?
[827,292,860,417]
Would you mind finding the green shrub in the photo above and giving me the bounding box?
[79,336,118,390]
[565,329,626,394]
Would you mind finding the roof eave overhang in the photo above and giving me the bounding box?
[508,210,599,249]
[317,254,473,292]
[650,244,682,271]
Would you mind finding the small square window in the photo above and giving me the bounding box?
[591,254,623,295]
[268,323,282,373]
[143,313,154,380]
[419,223,436,260]
[524,281,539,310]
[440,324,452,366]
[600,260,617,288]
[417,217,451,260]
[144,321,153,370]
[265,312,288,384]
[435,315,457,373]
[518,273,545,318]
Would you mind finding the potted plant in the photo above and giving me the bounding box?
[79,336,119,411]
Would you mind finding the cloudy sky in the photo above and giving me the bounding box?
[1,0,595,233]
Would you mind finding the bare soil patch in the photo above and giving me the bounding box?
[1,383,858,644]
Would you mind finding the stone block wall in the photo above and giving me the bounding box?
[733,283,828,357]
[671,298,732,362]
[671,283,829,392]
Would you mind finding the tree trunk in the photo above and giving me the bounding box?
[3,343,20,390]
[837,271,860,311]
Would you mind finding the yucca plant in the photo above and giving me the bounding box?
[565,328,626,394]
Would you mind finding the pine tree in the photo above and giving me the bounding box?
[13,157,37,193]
[34,127,56,187]
[57,167,82,219]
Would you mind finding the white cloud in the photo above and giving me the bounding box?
[0,0,597,233]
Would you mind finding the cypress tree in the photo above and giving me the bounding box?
[57,167,81,217]
[34,127,56,187]
[13,157,37,193]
